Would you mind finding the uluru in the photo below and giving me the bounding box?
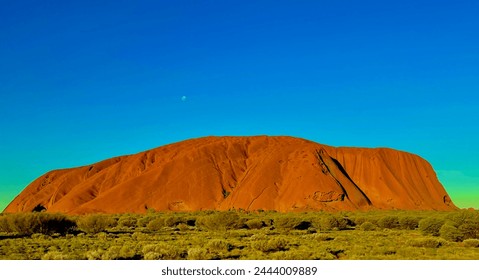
[4,136,456,214]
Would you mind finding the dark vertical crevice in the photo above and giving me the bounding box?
[316,149,372,206]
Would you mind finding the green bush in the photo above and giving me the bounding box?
[131,232,150,241]
[137,215,155,228]
[351,216,367,226]
[196,211,244,231]
[274,216,310,231]
[359,222,376,231]
[440,223,463,242]
[38,213,77,235]
[246,219,265,229]
[377,216,400,229]
[102,245,122,260]
[101,245,137,260]
[142,244,186,260]
[0,213,76,236]
[398,216,420,230]
[443,211,479,239]
[41,251,69,260]
[147,218,165,231]
[458,219,479,240]
[176,223,189,231]
[252,237,290,253]
[163,215,185,227]
[463,239,479,248]
[0,216,10,232]
[206,239,232,252]
[407,237,444,248]
[77,214,116,234]
[187,248,212,260]
[270,249,335,260]
[310,233,334,242]
[447,210,479,227]
[31,233,52,240]
[120,245,137,259]
[419,217,445,236]
[117,215,138,228]
[85,249,105,260]
[317,215,350,231]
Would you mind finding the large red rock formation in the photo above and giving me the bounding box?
[4,136,456,214]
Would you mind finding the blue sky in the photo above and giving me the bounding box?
[1,0,478,211]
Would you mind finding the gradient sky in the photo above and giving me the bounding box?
[1,0,478,211]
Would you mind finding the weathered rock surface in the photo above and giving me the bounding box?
[4,136,456,214]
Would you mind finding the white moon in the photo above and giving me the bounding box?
[181,96,187,102]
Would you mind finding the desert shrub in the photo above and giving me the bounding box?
[4,214,32,235]
[269,249,332,260]
[187,248,211,260]
[325,247,346,259]
[246,219,265,229]
[407,237,444,248]
[442,211,479,239]
[77,214,116,234]
[31,233,52,240]
[164,215,184,227]
[399,216,420,230]
[447,210,479,227]
[368,245,397,258]
[196,211,244,231]
[176,223,189,231]
[142,252,162,260]
[117,215,138,228]
[147,217,165,231]
[0,213,76,236]
[85,249,105,260]
[207,239,232,252]
[458,219,479,240]
[274,216,310,231]
[359,222,376,231]
[137,215,155,228]
[252,237,290,253]
[440,223,464,242]
[131,232,149,241]
[317,215,350,231]
[249,233,267,241]
[100,244,136,260]
[41,251,69,260]
[95,232,109,241]
[463,239,479,248]
[142,244,186,260]
[0,216,10,232]
[377,216,400,229]
[38,213,76,235]
[352,216,368,226]
[102,245,122,260]
[310,233,334,242]
[419,217,445,236]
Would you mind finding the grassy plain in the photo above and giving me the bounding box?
[1,210,478,260]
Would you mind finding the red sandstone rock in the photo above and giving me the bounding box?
[3,136,456,214]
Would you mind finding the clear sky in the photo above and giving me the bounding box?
[1,0,478,211]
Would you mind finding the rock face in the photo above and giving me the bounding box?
[4,136,456,214]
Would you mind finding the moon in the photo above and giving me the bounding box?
[181,96,187,102]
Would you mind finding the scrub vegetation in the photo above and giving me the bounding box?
[1,210,478,260]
